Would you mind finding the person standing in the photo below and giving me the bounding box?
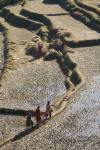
[46,101,52,119]
[26,112,33,127]
[35,106,41,126]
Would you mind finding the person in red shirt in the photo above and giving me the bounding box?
[35,106,41,126]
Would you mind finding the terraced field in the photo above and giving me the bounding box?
[80,0,100,9]
[23,0,100,43]
[0,0,100,149]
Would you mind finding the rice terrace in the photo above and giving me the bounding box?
[0,0,100,149]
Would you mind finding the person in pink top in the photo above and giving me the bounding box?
[35,106,41,126]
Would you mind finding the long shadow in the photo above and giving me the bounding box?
[43,0,61,4]
[12,125,37,141]
[20,9,53,30]
[12,120,47,141]
[0,108,35,116]
[64,39,100,48]
[46,13,68,16]
[0,11,42,31]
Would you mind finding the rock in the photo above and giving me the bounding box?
[25,41,48,58]
[32,35,41,43]
[55,29,72,39]
[25,42,38,56]
[63,45,74,54]
[37,26,49,41]
[50,39,64,51]
[44,49,63,60]
[39,26,48,33]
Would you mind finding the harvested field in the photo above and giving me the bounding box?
[0,115,26,142]
[0,0,100,149]
[0,60,66,109]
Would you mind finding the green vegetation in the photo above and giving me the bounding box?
[0,0,25,9]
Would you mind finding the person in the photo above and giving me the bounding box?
[35,106,41,126]
[46,101,52,119]
[26,112,33,127]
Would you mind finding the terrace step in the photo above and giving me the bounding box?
[74,0,100,25]
[23,0,100,47]
[0,8,43,31]
[62,0,100,32]
[75,0,100,16]
[20,9,53,30]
